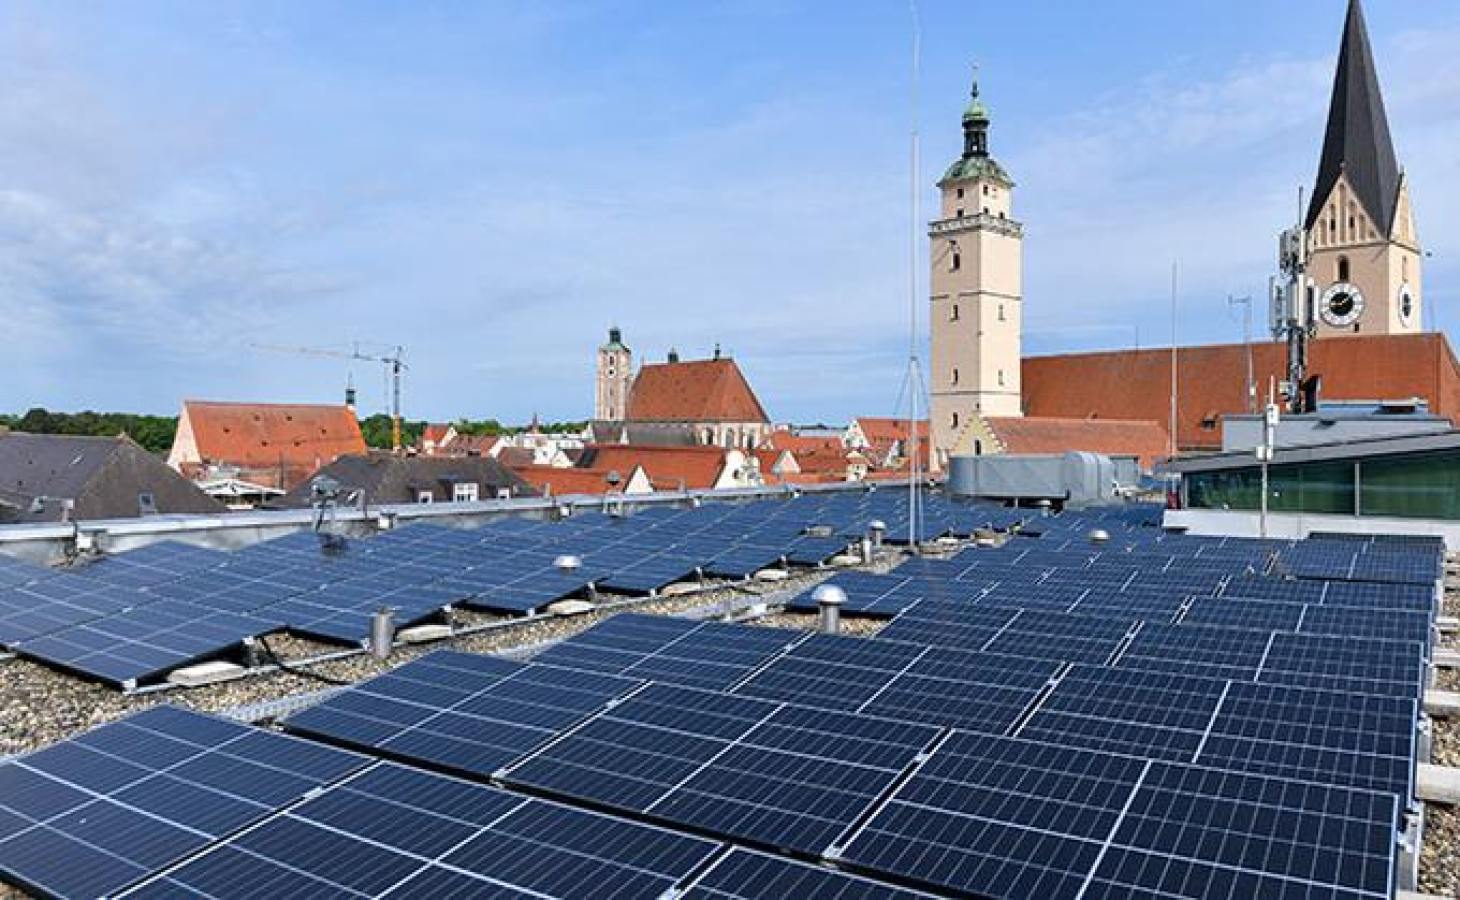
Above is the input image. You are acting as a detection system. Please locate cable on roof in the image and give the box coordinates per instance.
[253,634,353,687]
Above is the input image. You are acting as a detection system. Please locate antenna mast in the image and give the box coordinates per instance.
[1270,188,1313,414]
[903,0,924,547]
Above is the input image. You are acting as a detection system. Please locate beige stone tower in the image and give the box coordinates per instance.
[595,327,632,420]
[929,72,1023,469]
[1305,0,1422,337]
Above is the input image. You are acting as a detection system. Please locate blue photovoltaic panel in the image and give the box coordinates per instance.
[1257,632,1426,699]
[125,762,723,900]
[286,651,640,779]
[529,613,801,692]
[503,683,938,856]
[840,731,1397,899]
[1196,681,1418,799]
[838,732,1148,898]
[1115,622,1273,682]
[0,706,367,900]
[1081,764,1396,900]
[1019,666,1228,762]
[682,848,935,899]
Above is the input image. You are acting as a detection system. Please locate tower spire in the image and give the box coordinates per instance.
[961,62,990,159]
[1305,0,1400,233]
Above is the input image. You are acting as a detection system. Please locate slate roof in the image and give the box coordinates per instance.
[0,433,223,523]
[1022,333,1460,451]
[1305,0,1401,234]
[625,358,769,424]
[278,453,533,507]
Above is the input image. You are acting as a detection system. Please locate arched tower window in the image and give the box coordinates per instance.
[951,367,959,385]
[1337,256,1350,282]
[951,304,960,322]
[951,412,960,430]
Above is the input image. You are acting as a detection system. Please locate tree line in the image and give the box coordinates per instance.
[1,408,590,454]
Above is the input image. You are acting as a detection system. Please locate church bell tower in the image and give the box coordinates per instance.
[595,327,632,421]
[929,71,1024,469]
[1304,0,1421,337]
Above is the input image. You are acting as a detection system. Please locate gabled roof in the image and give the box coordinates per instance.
[177,401,366,473]
[626,358,770,424]
[761,429,843,454]
[512,464,641,496]
[1022,333,1460,451]
[851,418,928,445]
[1306,0,1401,233]
[983,417,1170,469]
[574,445,732,491]
[0,433,223,522]
[279,452,532,506]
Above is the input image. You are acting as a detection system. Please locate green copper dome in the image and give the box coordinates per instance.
[939,155,1013,187]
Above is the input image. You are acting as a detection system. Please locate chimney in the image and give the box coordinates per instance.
[668,348,680,364]
[713,342,721,360]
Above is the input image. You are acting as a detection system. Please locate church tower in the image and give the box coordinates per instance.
[595,327,632,420]
[929,71,1023,469]
[1305,0,1421,336]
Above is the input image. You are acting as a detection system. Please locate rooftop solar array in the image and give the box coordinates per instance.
[0,498,1442,898]
[0,489,1030,687]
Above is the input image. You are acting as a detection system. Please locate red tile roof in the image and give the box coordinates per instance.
[512,464,632,495]
[421,424,452,445]
[177,401,365,490]
[984,417,1169,469]
[575,445,730,490]
[1022,333,1460,450]
[761,429,843,454]
[626,358,770,423]
[853,417,928,444]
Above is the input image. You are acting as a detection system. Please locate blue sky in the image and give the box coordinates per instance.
[3,1,1459,425]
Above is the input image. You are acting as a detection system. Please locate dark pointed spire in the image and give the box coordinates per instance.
[1305,0,1401,234]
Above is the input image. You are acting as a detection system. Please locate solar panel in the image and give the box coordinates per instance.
[123,762,723,900]
[1195,681,1417,799]
[682,847,935,899]
[0,706,368,899]
[1018,666,1228,761]
[530,613,801,692]
[502,683,939,856]
[837,731,1398,899]
[286,651,641,779]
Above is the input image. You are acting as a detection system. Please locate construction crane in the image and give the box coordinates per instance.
[250,342,408,452]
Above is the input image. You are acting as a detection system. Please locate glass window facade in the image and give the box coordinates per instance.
[1185,448,1460,520]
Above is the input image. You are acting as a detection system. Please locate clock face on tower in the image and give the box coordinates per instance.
[1319,282,1365,328]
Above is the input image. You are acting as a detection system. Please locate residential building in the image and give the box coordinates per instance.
[574,445,764,491]
[846,418,929,469]
[0,433,223,523]
[168,401,366,492]
[279,453,532,507]
[512,463,653,497]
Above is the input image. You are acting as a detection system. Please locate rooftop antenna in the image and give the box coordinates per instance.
[1168,261,1179,459]
[1228,294,1256,413]
[1270,187,1313,414]
[903,0,925,548]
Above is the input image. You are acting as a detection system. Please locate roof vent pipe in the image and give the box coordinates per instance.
[554,554,582,574]
[1088,529,1110,545]
[868,520,887,548]
[813,583,848,635]
[369,607,395,659]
